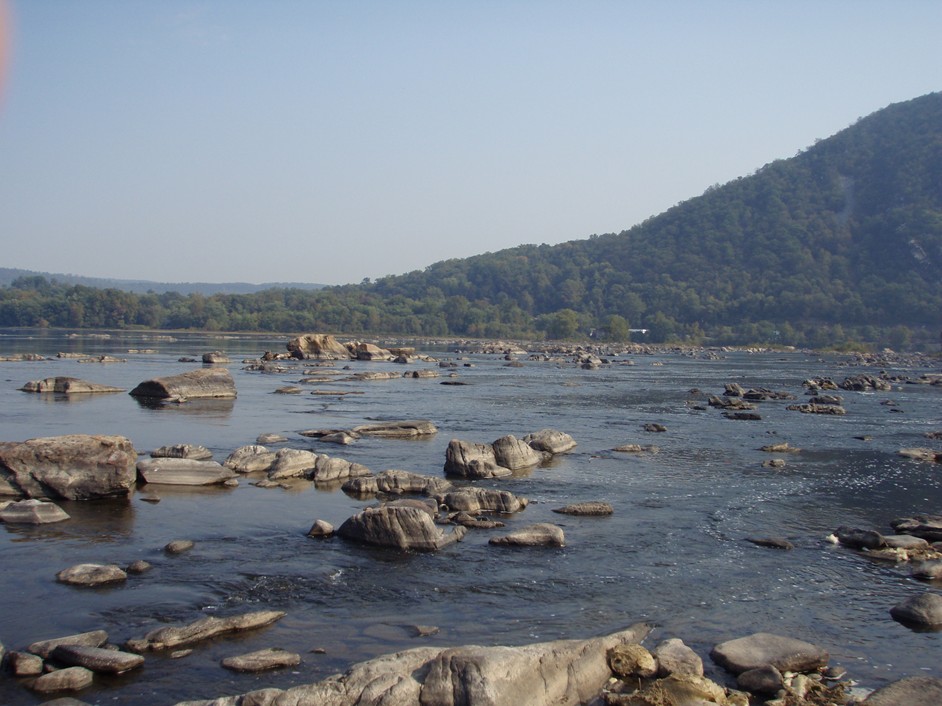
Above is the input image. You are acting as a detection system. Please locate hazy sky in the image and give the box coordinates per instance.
[0,1,939,286]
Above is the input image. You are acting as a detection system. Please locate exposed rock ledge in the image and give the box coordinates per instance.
[174,622,653,706]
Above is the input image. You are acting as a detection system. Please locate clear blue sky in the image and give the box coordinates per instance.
[0,1,939,286]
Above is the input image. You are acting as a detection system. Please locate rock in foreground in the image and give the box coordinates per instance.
[174,623,653,706]
[710,632,828,675]
[862,676,942,705]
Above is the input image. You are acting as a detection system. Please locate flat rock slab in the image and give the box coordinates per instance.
[489,523,566,547]
[56,563,128,586]
[710,632,829,674]
[20,377,124,394]
[129,367,236,402]
[0,499,70,523]
[52,644,144,673]
[221,647,301,672]
[552,502,614,516]
[863,676,942,705]
[0,434,137,500]
[29,630,109,659]
[137,458,236,485]
[523,429,577,454]
[30,666,94,693]
[352,420,438,437]
[126,610,286,652]
[151,444,214,460]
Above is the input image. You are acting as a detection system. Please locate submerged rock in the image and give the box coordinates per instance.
[20,376,124,394]
[489,523,565,547]
[890,593,942,628]
[352,420,438,437]
[553,502,614,516]
[221,647,301,673]
[56,564,128,586]
[30,666,94,694]
[126,610,286,652]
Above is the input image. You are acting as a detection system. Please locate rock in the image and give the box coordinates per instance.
[835,526,887,550]
[785,403,847,415]
[126,610,286,652]
[438,487,528,513]
[489,523,565,547]
[337,505,466,551]
[762,459,786,468]
[345,469,452,497]
[0,498,70,523]
[151,444,213,460]
[840,375,891,391]
[274,386,303,394]
[30,666,94,694]
[492,435,544,470]
[52,644,145,673]
[898,447,942,462]
[268,449,320,479]
[608,643,657,678]
[352,420,438,437]
[552,502,614,516]
[307,519,334,537]
[56,564,128,586]
[309,455,371,483]
[221,647,301,672]
[287,334,354,360]
[256,433,288,445]
[608,673,736,706]
[884,534,930,550]
[653,637,703,678]
[224,445,277,473]
[746,537,794,550]
[760,442,800,453]
[201,351,229,364]
[710,632,829,675]
[179,623,654,706]
[318,431,360,445]
[723,411,762,420]
[127,560,152,574]
[643,423,667,432]
[137,458,236,485]
[0,434,137,500]
[523,429,577,454]
[890,593,942,627]
[911,560,942,580]
[613,444,659,453]
[20,377,124,394]
[352,342,393,361]
[443,439,512,479]
[129,367,237,402]
[449,512,505,529]
[862,676,942,705]
[28,630,109,659]
[890,514,942,541]
[8,650,44,675]
[736,665,784,695]
[165,539,195,554]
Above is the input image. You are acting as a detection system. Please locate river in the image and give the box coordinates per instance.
[0,329,940,704]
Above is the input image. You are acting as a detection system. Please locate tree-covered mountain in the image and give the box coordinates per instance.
[2,92,940,349]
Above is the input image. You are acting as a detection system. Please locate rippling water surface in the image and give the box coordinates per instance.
[1,329,940,704]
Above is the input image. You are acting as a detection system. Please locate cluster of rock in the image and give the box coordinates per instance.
[443,429,576,479]
[1,610,289,696]
[830,519,942,629]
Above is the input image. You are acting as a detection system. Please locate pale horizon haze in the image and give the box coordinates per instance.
[0,1,939,286]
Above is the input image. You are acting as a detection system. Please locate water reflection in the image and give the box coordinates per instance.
[132,396,236,417]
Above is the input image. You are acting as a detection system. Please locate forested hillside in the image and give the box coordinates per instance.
[2,92,940,349]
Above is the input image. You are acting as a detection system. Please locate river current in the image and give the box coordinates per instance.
[0,329,940,704]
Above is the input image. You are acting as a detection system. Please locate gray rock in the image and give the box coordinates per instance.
[862,676,942,705]
[137,458,235,485]
[492,435,543,470]
[352,420,438,437]
[28,630,109,659]
[56,564,127,586]
[746,537,795,550]
[201,351,229,364]
[30,666,94,694]
[890,593,942,627]
[309,455,371,483]
[223,445,276,473]
[736,664,784,695]
[126,560,152,574]
[20,377,124,394]
[337,505,466,552]
[189,623,653,706]
[129,367,236,402]
[371,469,452,496]
[126,610,286,652]
[287,333,354,360]
[221,647,301,672]
[165,539,195,554]
[51,644,144,673]
[552,502,614,516]
[438,487,528,514]
[653,637,703,678]
[523,429,577,454]
[890,514,942,541]
[151,444,213,460]
[608,643,657,678]
[710,632,829,675]
[912,560,942,580]
[307,519,334,537]
[1,498,70,524]
[835,526,886,550]
[443,439,512,479]
[489,523,565,547]
[267,449,320,479]
[256,433,288,445]
[8,650,44,675]
[884,534,930,550]
[0,434,137,500]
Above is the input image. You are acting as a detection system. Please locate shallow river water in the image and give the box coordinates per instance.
[0,329,940,704]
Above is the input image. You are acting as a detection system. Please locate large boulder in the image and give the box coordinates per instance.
[20,376,124,394]
[224,445,277,473]
[352,342,394,361]
[438,487,528,514]
[444,439,512,479]
[492,435,544,470]
[287,334,354,360]
[310,455,371,483]
[0,434,137,499]
[137,458,236,486]
[523,429,577,454]
[267,449,320,479]
[172,623,654,706]
[129,368,236,402]
[863,676,942,705]
[710,632,829,675]
[890,593,942,627]
[337,505,466,551]
[891,514,942,541]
